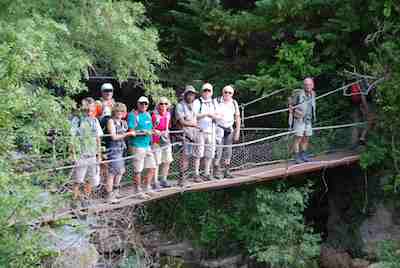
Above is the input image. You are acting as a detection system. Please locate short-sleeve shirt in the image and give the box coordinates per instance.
[193,98,218,133]
[216,98,240,128]
[176,101,197,139]
[152,111,170,144]
[71,115,103,156]
[127,111,152,148]
[303,94,313,123]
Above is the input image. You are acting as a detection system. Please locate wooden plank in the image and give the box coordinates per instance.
[36,151,360,224]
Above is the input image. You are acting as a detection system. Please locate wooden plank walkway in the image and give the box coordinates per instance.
[38,151,360,224]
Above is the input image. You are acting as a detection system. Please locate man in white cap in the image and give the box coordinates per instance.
[192,82,221,181]
[175,85,199,186]
[95,83,115,127]
[214,85,241,179]
[127,96,157,198]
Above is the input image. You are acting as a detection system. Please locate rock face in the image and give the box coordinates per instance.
[351,258,370,268]
[320,245,352,268]
[359,203,400,257]
[42,225,99,268]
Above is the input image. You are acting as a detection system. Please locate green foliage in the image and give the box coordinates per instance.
[237,40,322,93]
[360,134,388,170]
[0,0,167,266]
[376,240,400,267]
[147,183,321,265]
[244,184,321,267]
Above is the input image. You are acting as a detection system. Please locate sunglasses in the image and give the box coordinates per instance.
[138,102,148,105]
[203,89,212,92]
[223,91,233,95]
[159,103,169,105]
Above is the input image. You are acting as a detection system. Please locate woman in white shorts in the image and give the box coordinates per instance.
[151,97,173,188]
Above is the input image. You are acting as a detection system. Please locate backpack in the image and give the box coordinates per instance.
[288,89,304,119]
[199,97,218,113]
[351,83,362,105]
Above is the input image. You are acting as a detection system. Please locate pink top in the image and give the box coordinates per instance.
[152,111,170,144]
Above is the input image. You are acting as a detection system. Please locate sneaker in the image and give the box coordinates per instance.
[213,166,223,180]
[152,182,162,191]
[70,199,81,209]
[80,198,92,208]
[114,186,122,198]
[177,179,188,187]
[136,192,149,199]
[193,175,203,183]
[106,192,119,204]
[134,185,143,194]
[159,178,171,188]
[202,174,214,181]
[301,151,312,162]
[145,184,155,194]
[223,169,234,179]
[295,153,304,164]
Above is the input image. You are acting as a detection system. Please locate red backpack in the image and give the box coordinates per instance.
[351,84,362,104]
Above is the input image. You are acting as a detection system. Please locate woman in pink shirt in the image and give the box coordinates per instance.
[151,97,173,188]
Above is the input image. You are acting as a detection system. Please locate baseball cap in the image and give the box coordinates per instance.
[202,83,213,91]
[137,96,149,103]
[100,83,114,92]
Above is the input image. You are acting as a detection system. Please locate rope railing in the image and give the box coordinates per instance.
[20,122,365,177]
[243,80,365,121]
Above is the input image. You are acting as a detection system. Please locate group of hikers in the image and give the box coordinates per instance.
[69,77,374,205]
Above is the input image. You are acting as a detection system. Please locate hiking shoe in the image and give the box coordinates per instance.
[301,151,312,162]
[177,179,188,187]
[295,153,304,164]
[113,186,122,198]
[193,175,203,183]
[70,199,81,209]
[106,192,119,204]
[202,174,214,181]
[133,185,143,194]
[359,138,367,146]
[80,199,92,208]
[152,182,161,191]
[213,166,223,180]
[223,169,234,179]
[145,184,155,194]
[159,178,171,188]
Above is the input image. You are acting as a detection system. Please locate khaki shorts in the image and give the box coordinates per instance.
[194,131,216,159]
[129,146,156,173]
[152,144,173,165]
[72,155,100,186]
[293,120,313,137]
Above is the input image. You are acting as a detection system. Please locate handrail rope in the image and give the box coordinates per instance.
[243,80,366,121]
[20,122,365,177]
[240,88,293,107]
[8,121,363,163]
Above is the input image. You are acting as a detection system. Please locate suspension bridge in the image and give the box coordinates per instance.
[12,78,377,225]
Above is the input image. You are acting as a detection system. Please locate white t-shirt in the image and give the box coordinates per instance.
[193,97,218,133]
[216,98,239,128]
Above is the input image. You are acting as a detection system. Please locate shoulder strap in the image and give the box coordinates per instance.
[199,98,203,113]
[233,99,239,114]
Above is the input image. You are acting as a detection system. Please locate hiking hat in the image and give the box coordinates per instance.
[183,85,198,96]
[158,97,170,105]
[201,83,213,91]
[101,83,114,92]
[222,85,234,94]
[137,96,149,103]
